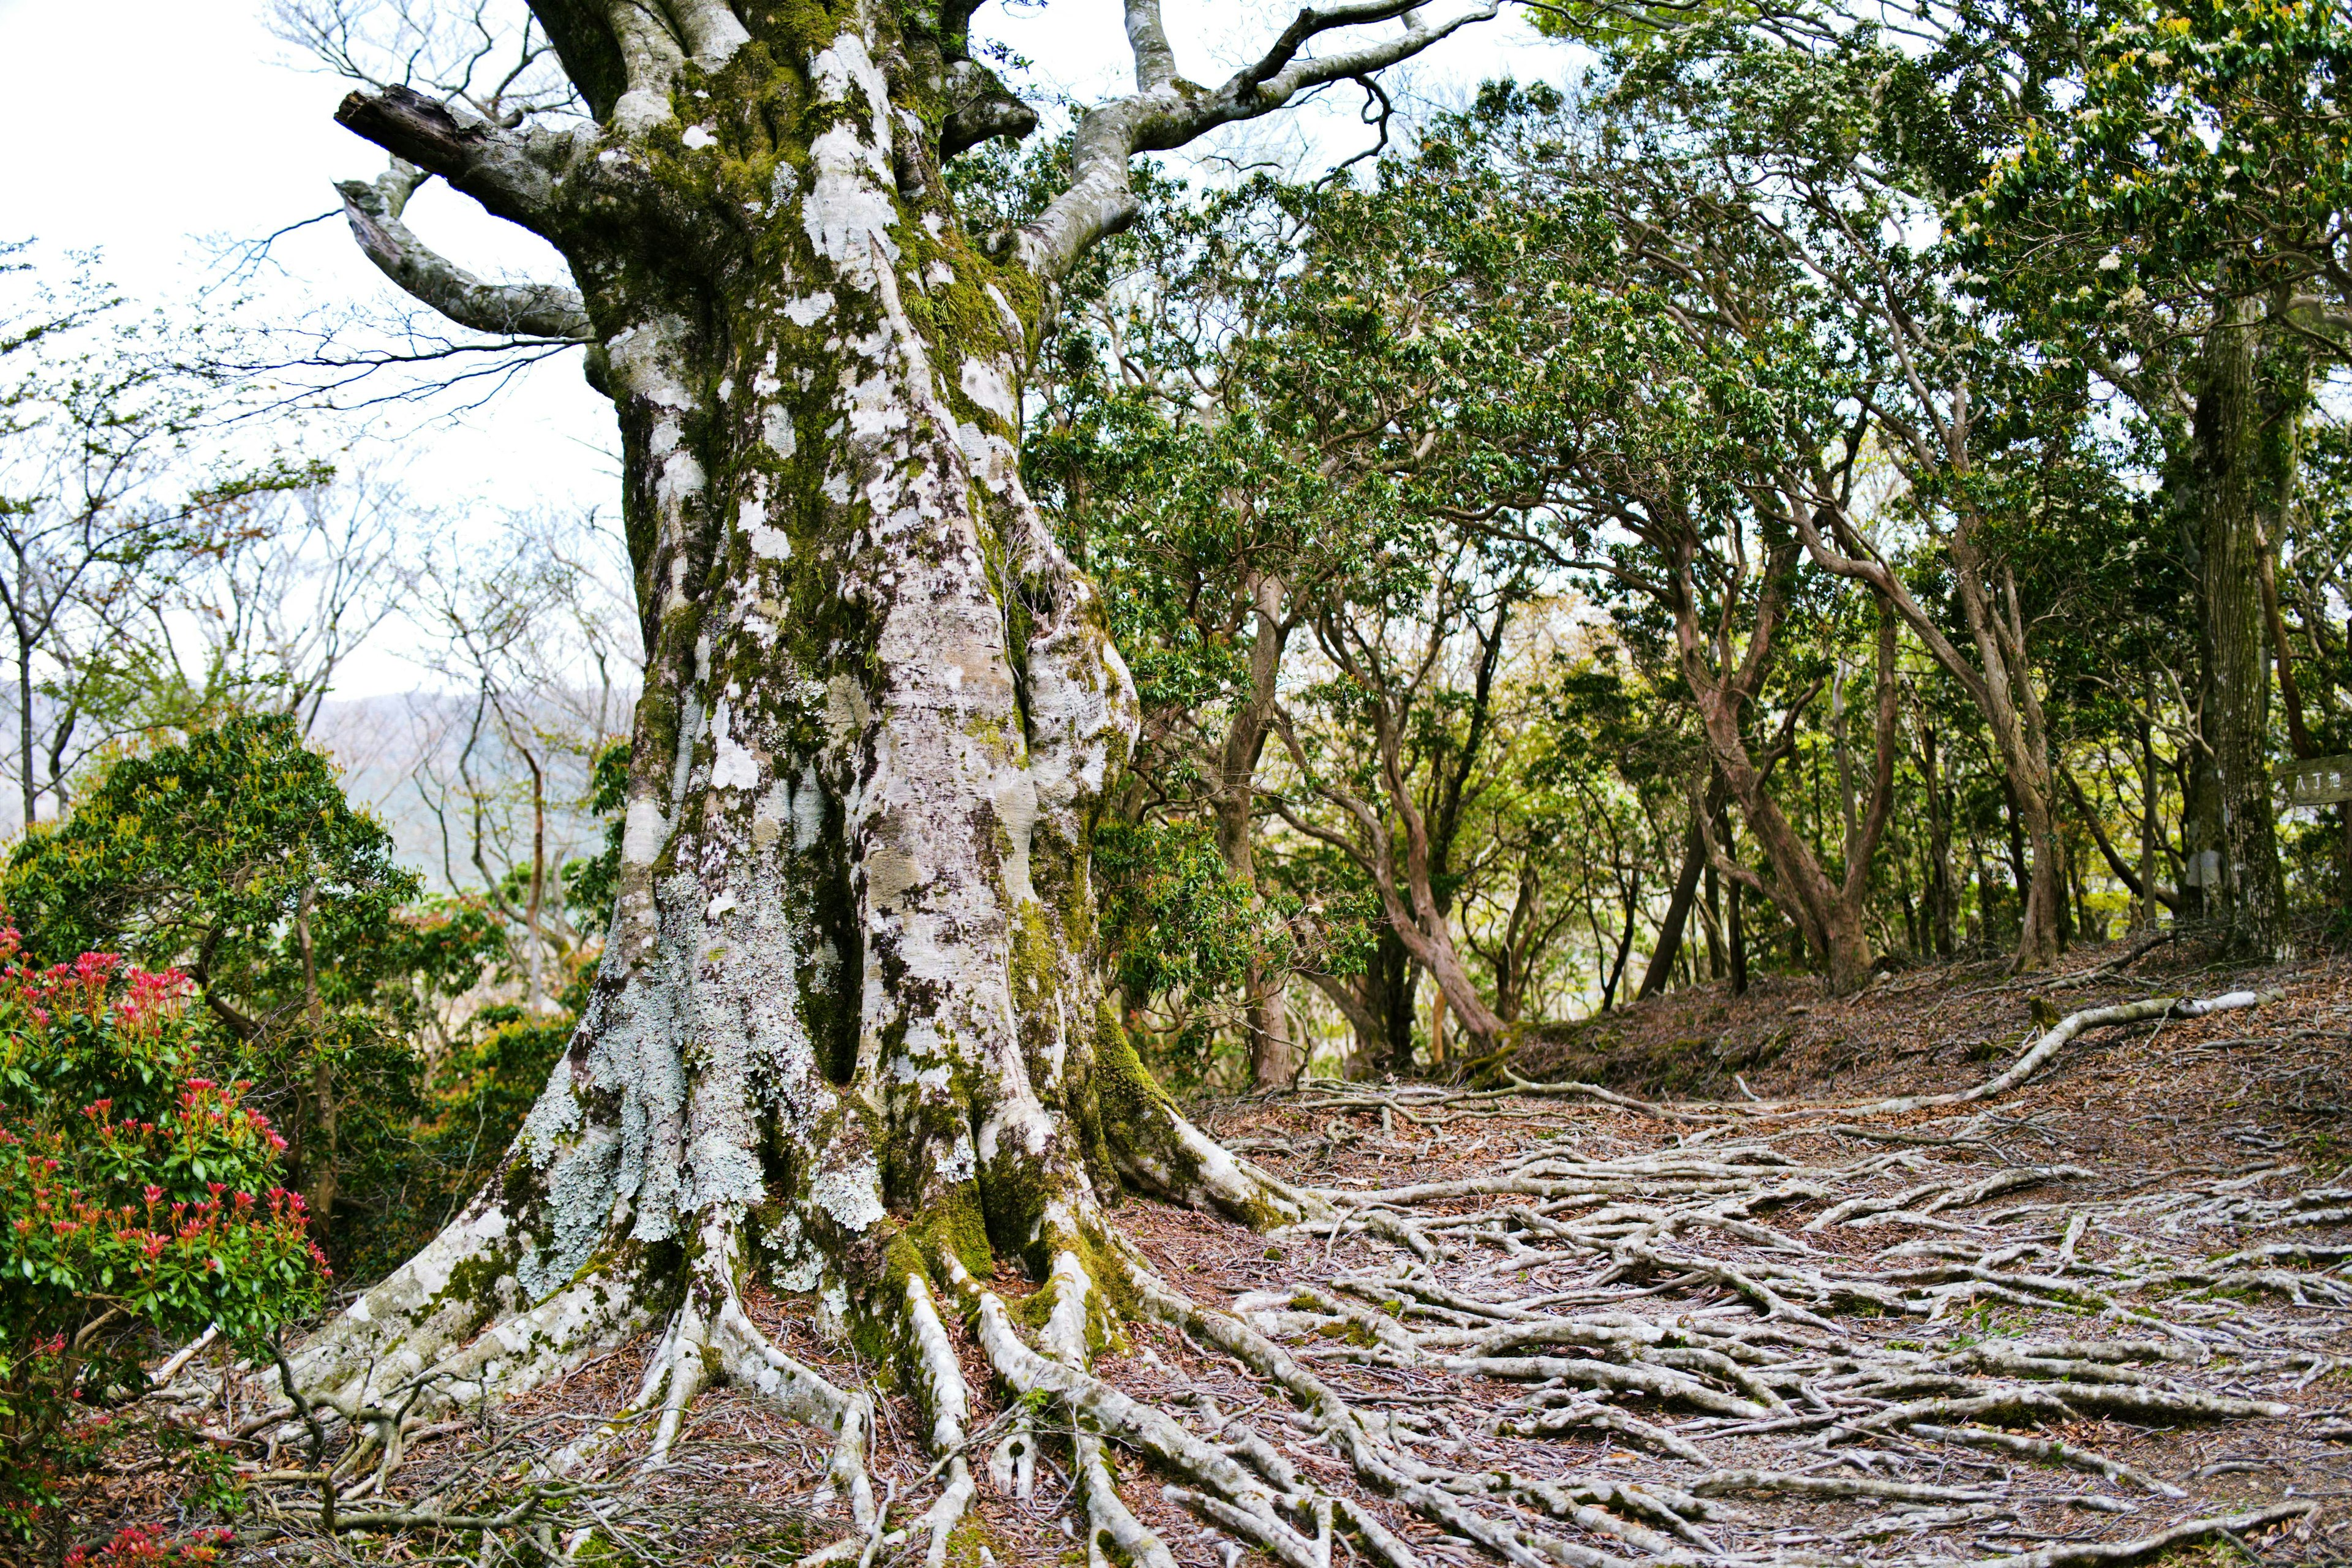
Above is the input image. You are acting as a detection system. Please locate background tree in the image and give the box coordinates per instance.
[0,254,323,827]
[1,714,499,1256]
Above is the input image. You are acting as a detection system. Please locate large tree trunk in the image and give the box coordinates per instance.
[292,0,1419,1450]
[2192,298,2286,957]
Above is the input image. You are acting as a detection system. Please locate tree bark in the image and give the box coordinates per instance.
[1213,573,1292,1088]
[287,0,1506,1428]
[2192,298,2286,957]
[1637,778,1724,1000]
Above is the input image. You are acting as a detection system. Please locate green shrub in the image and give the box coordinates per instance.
[0,941,325,1545]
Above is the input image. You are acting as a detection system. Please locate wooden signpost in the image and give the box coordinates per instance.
[2285,755,2352,808]
[2286,756,2352,911]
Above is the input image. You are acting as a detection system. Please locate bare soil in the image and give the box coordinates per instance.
[44,932,2352,1568]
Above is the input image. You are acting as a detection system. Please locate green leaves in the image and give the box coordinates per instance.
[1955,0,2352,352]
[0,947,325,1539]
[5,713,428,1012]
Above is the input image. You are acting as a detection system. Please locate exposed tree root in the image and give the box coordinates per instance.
[142,989,2342,1566]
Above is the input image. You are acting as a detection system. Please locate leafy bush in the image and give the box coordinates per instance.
[0,938,326,1545]
[2,714,502,1268]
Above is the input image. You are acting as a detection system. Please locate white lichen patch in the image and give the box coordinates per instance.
[993,769,1038,907]
[813,1157,887,1232]
[518,1124,622,1301]
[624,798,671,867]
[763,405,799,459]
[810,30,889,113]
[935,1128,978,1185]
[786,292,835,328]
[766,1210,824,1292]
[682,124,718,149]
[791,763,826,851]
[959,357,1019,426]
[804,124,898,285]
[710,700,763,790]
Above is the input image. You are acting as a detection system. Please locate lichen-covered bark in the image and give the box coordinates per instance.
[302,1,1314,1419]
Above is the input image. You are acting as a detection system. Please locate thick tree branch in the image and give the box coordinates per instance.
[1014,3,1498,279]
[336,165,594,344]
[941,61,1041,160]
[603,0,690,130]
[664,0,750,66]
[334,85,576,233]
[1125,1,1182,91]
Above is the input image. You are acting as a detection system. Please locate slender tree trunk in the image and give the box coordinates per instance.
[1727,865,1747,996]
[522,737,548,1014]
[2002,777,2030,929]
[2139,687,2161,930]
[2192,297,2286,957]
[2256,328,2315,763]
[1921,721,1955,957]
[1670,540,1858,989]
[17,634,34,829]
[296,883,336,1237]
[1214,575,1291,1088]
[1681,564,1894,995]
[1600,871,1641,1011]
[1640,778,1724,1000]
[1793,484,2064,973]
[1374,930,1419,1076]
[1637,819,1704,1001]
[1832,650,1859,867]
[1701,858,1722,979]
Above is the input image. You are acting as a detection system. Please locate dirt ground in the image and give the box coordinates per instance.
[48,931,2352,1568]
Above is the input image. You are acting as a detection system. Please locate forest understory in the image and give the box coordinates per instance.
[88,932,2352,1568]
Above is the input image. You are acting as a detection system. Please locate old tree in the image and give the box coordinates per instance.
[285,0,1489,1547]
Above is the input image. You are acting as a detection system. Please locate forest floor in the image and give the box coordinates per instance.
[66,929,2352,1568]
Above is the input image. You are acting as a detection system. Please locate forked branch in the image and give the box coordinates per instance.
[1016,3,1500,279]
[337,164,594,342]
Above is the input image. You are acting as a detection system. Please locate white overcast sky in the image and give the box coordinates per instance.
[0,0,1562,695]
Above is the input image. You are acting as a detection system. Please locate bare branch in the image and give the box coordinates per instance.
[336,162,594,342]
[1015,4,1498,280]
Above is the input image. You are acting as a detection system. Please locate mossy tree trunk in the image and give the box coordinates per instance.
[291,0,1488,1471]
[2190,298,2286,959]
